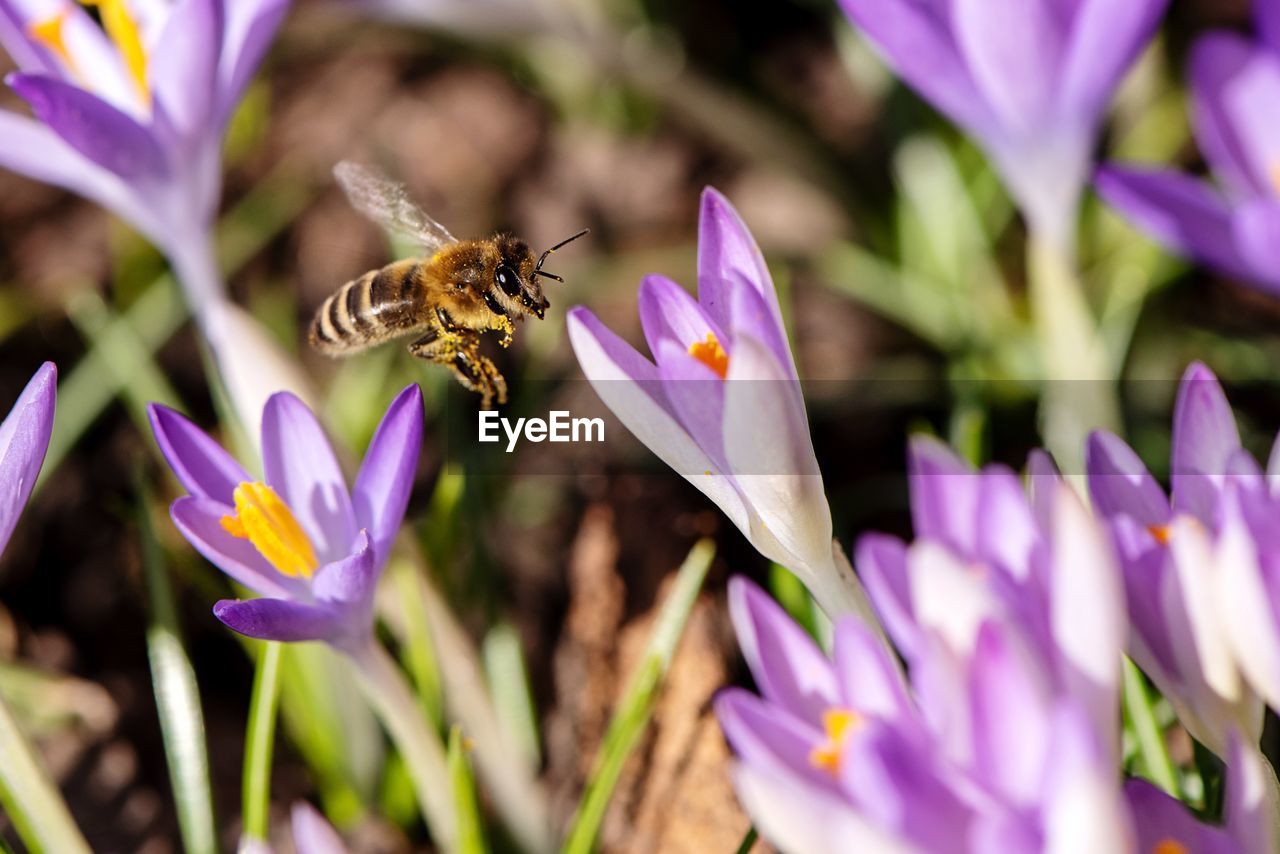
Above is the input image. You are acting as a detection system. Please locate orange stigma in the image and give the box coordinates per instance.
[808,708,863,776]
[688,332,729,379]
[1152,839,1189,854]
[1147,524,1173,546]
[220,482,320,578]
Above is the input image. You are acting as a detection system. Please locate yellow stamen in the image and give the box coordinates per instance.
[27,10,76,69]
[80,0,149,102]
[1152,840,1189,854]
[808,708,863,776]
[688,332,729,379]
[1147,524,1172,547]
[220,482,320,578]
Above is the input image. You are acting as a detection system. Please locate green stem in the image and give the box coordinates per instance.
[1122,658,1179,798]
[241,641,284,842]
[1026,230,1120,478]
[346,638,457,852]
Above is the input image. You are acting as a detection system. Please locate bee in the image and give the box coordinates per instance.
[309,161,588,408]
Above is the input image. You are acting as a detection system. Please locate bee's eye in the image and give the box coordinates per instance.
[495,265,521,298]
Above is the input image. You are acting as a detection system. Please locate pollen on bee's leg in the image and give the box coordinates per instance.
[220,482,320,578]
[688,332,729,379]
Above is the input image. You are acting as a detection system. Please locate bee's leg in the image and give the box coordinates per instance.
[408,331,507,408]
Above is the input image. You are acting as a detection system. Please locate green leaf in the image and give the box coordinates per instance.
[0,692,90,854]
[482,623,541,768]
[448,727,489,854]
[1121,657,1180,799]
[138,493,217,854]
[562,539,716,854]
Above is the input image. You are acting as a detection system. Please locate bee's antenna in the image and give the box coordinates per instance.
[534,228,589,281]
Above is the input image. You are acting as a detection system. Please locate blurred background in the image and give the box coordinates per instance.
[1,0,1278,849]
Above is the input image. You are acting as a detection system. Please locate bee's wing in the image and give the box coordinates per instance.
[334,161,458,253]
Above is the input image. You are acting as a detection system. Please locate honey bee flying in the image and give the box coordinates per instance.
[309,161,588,408]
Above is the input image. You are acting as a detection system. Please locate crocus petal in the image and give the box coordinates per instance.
[974,466,1038,581]
[1057,0,1169,125]
[727,272,794,383]
[1042,703,1134,854]
[216,0,289,125]
[148,403,251,504]
[696,188,796,379]
[908,541,1003,657]
[351,384,422,567]
[722,334,832,575]
[1171,361,1241,523]
[1224,733,1274,854]
[951,0,1062,134]
[714,688,830,788]
[637,274,722,359]
[1258,1,1280,56]
[0,362,54,557]
[833,618,915,725]
[854,534,919,658]
[1232,200,1280,293]
[1217,490,1280,713]
[1125,779,1237,854]
[566,307,751,535]
[731,761,912,854]
[0,110,157,235]
[907,435,978,558]
[170,496,308,600]
[654,338,728,468]
[1190,32,1280,201]
[311,531,374,606]
[837,0,995,139]
[1050,483,1124,761]
[1025,448,1061,529]
[213,597,343,643]
[0,0,59,75]
[291,802,349,854]
[261,392,357,565]
[1084,429,1169,526]
[968,622,1052,805]
[7,73,166,179]
[151,0,223,140]
[728,576,840,724]
[1095,166,1257,281]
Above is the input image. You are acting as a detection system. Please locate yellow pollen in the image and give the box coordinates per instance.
[808,708,863,776]
[1152,840,1189,854]
[79,0,149,102]
[688,332,729,379]
[27,10,76,69]
[220,482,320,578]
[1147,524,1173,547]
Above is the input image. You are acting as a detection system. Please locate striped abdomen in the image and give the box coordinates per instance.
[310,259,428,355]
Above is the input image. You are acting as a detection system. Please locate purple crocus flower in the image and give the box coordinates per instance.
[855,437,1127,758]
[567,188,870,622]
[0,0,287,301]
[1085,362,1263,754]
[0,0,305,432]
[838,0,1169,247]
[1097,6,1280,294]
[0,362,56,559]
[290,802,350,854]
[716,572,1132,853]
[148,384,422,649]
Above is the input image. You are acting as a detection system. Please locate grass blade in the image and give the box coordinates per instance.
[482,623,541,769]
[1122,657,1180,798]
[448,727,489,854]
[562,538,716,854]
[0,691,90,854]
[139,492,218,854]
[241,641,284,843]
